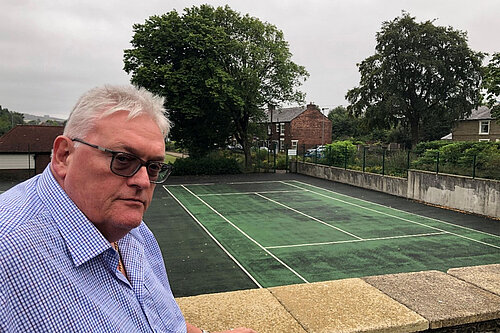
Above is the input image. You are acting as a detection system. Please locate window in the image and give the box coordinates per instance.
[291,140,298,149]
[267,125,271,135]
[479,121,490,134]
[479,139,490,142]
[276,124,279,133]
[279,138,285,151]
[280,123,285,136]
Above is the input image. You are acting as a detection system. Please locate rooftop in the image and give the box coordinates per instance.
[0,125,64,153]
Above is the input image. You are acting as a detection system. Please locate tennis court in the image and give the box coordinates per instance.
[156,176,500,293]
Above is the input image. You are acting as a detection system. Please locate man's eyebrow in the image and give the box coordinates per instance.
[119,145,165,161]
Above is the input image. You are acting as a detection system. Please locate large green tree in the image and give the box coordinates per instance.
[346,12,484,147]
[482,52,500,121]
[123,4,308,164]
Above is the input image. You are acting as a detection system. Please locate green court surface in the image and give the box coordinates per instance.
[151,178,499,295]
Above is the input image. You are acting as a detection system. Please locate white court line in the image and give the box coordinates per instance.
[266,232,448,249]
[282,181,500,250]
[198,189,303,197]
[255,193,363,240]
[179,185,310,284]
[227,180,288,185]
[162,186,263,288]
[168,180,287,187]
[167,183,216,187]
[287,180,500,239]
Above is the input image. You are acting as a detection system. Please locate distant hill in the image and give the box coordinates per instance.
[22,113,66,123]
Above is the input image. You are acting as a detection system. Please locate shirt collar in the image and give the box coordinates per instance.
[37,165,111,266]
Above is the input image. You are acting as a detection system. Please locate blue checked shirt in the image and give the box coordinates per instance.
[0,166,186,332]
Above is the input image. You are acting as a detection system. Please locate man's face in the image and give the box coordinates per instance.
[62,111,165,240]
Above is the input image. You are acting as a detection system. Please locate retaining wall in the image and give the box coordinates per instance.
[295,162,500,219]
[178,265,500,333]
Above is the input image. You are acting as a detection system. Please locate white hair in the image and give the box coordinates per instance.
[63,85,170,139]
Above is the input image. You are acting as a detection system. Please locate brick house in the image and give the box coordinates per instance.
[264,103,332,152]
[0,125,64,179]
[451,106,499,142]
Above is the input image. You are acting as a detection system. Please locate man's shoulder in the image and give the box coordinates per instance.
[0,176,47,242]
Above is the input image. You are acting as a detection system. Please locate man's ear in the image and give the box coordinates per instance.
[51,136,73,180]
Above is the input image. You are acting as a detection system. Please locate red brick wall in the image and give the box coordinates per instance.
[290,108,332,150]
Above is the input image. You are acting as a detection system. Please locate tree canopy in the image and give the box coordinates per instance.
[346,12,484,147]
[327,105,363,140]
[482,52,500,121]
[0,106,24,136]
[123,4,308,163]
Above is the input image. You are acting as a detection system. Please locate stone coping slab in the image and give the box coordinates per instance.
[269,278,427,333]
[176,288,307,333]
[447,264,500,296]
[363,270,500,329]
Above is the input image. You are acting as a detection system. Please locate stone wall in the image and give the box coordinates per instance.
[178,264,500,333]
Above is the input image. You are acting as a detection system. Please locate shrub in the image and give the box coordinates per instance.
[171,153,242,176]
[324,140,357,166]
[276,154,287,169]
[413,140,451,154]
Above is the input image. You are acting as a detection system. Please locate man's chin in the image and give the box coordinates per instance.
[113,211,144,230]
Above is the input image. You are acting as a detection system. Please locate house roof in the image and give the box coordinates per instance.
[265,106,307,122]
[0,125,64,153]
[464,106,493,120]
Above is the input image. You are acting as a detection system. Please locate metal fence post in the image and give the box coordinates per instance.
[344,145,348,170]
[256,144,260,171]
[436,151,440,174]
[273,142,277,173]
[472,154,476,179]
[363,146,366,173]
[302,144,306,162]
[382,148,386,176]
[407,150,411,177]
[285,144,289,173]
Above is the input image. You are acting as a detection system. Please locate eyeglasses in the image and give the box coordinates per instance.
[72,138,173,184]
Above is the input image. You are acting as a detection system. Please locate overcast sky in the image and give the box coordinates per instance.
[1,0,499,119]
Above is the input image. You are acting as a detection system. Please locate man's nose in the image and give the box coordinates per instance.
[127,165,151,188]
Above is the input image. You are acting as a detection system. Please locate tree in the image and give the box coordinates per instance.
[346,12,484,148]
[123,5,308,165]
[327,105,363,140]
[0,106,24,136]
[482,52,500,121]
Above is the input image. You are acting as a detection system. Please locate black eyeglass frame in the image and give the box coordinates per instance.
[71,138,172,184]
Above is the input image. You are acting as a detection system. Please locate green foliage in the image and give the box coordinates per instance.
[124,4,308,163]
[0,106,24,136]
[482,52,500,120]
[413,140,453,154]
[327,105,364,140]
[171,153,241,176]
[324,140,357,166]
[411,140,500,179]
[276,154,287,170]
[346,12,484,148]
[165,140,180,152]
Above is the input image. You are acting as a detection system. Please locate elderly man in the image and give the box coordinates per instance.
[0,85,255,333]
